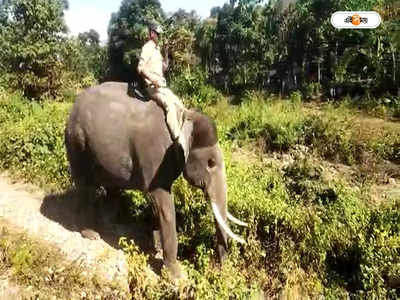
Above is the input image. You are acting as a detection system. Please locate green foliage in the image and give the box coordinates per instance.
[303,83,322,100]
[283,156,337,206]
[223,97,398,166]
[226,98,305,152]
[213,0,266,91]
[0,0,99,99]
[163,10,200,76]
[184,0,399,96]
[62,38,97,89]
[225,152,399,298]
[194,18,217,76]
[107,0,165,81]
[170,68,223,110]
[120,237,259,299]
[0,0,69,99]
[0,91,71,189]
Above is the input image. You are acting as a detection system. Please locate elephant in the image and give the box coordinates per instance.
[64,82,246,279]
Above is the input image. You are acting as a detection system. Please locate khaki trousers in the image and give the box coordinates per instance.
[147,86,185,140]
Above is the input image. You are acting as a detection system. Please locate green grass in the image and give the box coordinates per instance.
[0,222,127,299]
[0,88,399,298]
[203,91,400,166]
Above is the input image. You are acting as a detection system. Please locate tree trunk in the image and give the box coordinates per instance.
[391,44,396,84]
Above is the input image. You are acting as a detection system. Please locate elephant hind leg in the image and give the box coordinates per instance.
[78,185,101,240]
[104,187,126,224]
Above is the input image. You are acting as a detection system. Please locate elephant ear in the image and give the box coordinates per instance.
[180,118,194,162]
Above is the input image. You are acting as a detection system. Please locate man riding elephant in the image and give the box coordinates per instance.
[137,23,186,149]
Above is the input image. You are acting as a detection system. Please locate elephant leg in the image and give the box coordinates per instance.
[78,185,101,240]
[150,200,163,259]
[149,188,184,279]
[105,187,124,224]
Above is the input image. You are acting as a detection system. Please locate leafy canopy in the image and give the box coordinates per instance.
[0,0,69,99]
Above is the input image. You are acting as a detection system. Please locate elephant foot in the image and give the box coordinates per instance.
[152,230,163,259]
[81,228,101,240]
[163,261,187,282]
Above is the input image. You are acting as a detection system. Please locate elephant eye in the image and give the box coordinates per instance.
[208,158,216,168]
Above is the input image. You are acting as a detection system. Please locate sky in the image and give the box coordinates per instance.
[64,0,228,42]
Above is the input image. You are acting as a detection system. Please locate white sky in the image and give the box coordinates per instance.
[64,0,228,41]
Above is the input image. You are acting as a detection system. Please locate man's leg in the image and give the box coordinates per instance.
[149,88,185,140]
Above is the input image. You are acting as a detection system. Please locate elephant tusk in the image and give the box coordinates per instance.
[227,212,248,227]
[211,202,246,244]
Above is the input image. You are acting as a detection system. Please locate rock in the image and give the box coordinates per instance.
[81,229,100,240]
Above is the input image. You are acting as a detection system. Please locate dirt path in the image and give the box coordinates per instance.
[0,172,138,294]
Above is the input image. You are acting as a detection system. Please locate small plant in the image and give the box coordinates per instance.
[302,82,322,100]
[289,90,302,105]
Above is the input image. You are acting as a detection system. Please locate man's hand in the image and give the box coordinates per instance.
[154,78,167,88]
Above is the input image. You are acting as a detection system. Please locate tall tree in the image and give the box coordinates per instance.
[163,9,200,75]
[78,29,100,46]
[214,0,265,91]
[195,18,217,76]
[0,0,69,99]
[77,29,108,82]
[107,0,165,82]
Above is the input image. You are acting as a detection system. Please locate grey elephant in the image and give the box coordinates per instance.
[65,82,246,279]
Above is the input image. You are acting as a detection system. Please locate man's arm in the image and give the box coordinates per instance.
[162,46,169,73]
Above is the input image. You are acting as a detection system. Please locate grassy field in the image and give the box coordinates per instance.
[0,88,399,299]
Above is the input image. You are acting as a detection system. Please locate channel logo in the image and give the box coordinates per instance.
[331,11,381,29]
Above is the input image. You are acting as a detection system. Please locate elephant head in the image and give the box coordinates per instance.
[183,112,247,261]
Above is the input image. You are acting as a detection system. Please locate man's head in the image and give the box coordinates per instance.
[149,23,163,43]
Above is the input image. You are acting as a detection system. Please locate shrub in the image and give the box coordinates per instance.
[300,116,365,165]
[222,99,400,166]
[0,93,71,189]
[303,82,322,100]
[289,90,302,105]
[120,237,258,299]
[0,227,125,298]
[283,156,338,205]
[170,68,223,109]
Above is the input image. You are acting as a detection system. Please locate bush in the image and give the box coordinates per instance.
[300,116,365,165]
[222,99,400,166]
[303,82,322,100]
[170,68,223,110]
[283,156,338,205]
[120,237,258,300]
[0,92,71,189]
[226,98,303,152]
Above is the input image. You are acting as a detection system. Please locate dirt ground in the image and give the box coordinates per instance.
[0,172,161,297]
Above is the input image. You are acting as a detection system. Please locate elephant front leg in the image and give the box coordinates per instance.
[150,188,184,280]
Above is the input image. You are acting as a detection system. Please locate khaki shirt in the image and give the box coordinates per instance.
[137,40,165,87]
